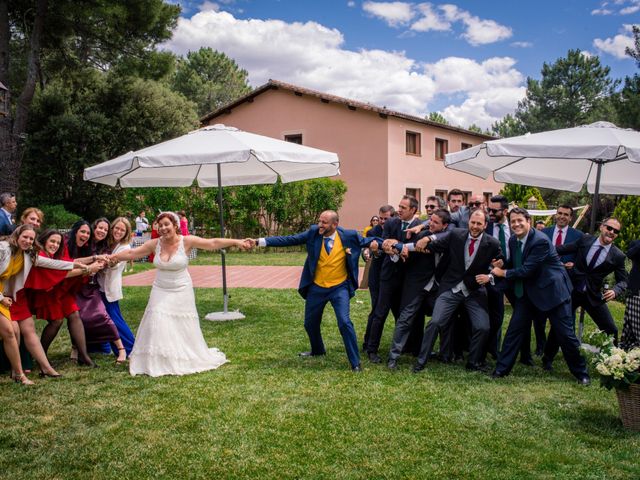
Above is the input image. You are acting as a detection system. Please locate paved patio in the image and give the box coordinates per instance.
[123,265,365,289]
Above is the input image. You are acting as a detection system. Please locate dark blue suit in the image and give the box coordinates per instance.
[265,225,376,367]
[494,229,588,379]
[542,226,583,263]
[0,210,15,236]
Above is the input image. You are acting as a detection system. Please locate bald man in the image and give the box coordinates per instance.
[253,210,379,371]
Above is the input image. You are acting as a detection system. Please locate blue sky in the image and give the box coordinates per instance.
[166,0,639,128]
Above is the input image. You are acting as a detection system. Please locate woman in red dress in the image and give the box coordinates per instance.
[27,229,100,367]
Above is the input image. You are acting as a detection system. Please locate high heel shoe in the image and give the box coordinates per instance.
[115,348,127,365]
[13,374,35,386]
[39,371,63,378]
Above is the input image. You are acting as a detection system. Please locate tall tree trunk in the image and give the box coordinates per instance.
[0,0,47,194]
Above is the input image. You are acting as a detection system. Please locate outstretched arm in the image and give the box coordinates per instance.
[185,236,252,252]
[111,239,157,262]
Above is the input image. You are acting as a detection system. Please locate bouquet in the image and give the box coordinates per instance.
[582,330,640,390]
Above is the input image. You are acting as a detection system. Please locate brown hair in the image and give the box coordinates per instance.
[156,212,180,234]
[9,224,40,262]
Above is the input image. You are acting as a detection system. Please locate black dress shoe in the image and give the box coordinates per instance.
[412,362,426,373]
[577,376,591,386]
[387,359,398,370]
[466,362,490,372]
[367,352,382,364]
[534,349,544,357]
[352,364,362,372]
[298,351,325,357]
[519,358,535,367]
[491,370,507,379]
[541,358,553,371]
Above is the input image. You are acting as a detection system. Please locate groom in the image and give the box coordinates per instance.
[252,210,379,371]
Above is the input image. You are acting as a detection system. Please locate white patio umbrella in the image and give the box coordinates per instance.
[445,121,640,230]
[84,124,340,321]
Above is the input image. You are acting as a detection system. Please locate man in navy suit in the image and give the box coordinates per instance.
[542,205,584,265]
[253,210,378,371]
[0,193,17,236]
[488,208,590,384]
[536,204,584,354]
[544,217,628,369]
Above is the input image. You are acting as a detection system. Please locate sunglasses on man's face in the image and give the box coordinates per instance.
[487,208,502,214]
[468,201,483,207]
[603,224,620,235]
[425,204,438,209]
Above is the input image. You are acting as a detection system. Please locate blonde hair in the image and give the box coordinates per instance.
[20,207,44,226]
[109,217,132,249]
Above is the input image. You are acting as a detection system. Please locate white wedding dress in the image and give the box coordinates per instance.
[129,237,227,377]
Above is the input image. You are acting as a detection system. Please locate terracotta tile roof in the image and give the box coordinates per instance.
[201,79,496,140]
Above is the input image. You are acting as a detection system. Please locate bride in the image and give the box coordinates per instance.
[110,212,250,377]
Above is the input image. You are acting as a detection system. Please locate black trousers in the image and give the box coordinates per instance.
[544,290,618,363]
[497,297,588,379]
[365,275,402,354]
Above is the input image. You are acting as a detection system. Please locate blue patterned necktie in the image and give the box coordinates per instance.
[323,237,333,255]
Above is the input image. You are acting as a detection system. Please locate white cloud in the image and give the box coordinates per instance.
[591,8,613,15]
[510,41,533,48]
[592,0,640,14]
[198,1,220,12]
[363,2,512,45]
[593,24,637,59]
[347,1,356,7]
[362,1,415,27]
[410,3,450,32]
[441,86,526,128]
[163,9,524,128]
[438,4,512,45]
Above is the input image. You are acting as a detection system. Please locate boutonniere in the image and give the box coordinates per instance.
[344,247,352,255]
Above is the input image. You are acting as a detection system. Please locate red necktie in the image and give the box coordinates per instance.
[468,238,477,256]
[555,229,563,246]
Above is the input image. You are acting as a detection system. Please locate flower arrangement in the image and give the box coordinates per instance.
[582,330,640,390]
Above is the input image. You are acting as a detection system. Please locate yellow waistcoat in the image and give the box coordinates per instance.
[314,234,348,288]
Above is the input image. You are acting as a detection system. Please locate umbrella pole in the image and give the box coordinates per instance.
[218,163,228,313]
[205,163,245,321]
[589,160,603,232]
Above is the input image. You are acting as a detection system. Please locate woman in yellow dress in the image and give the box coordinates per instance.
[0,226,36,385]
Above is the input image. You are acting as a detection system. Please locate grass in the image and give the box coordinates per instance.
[0,285,638,479]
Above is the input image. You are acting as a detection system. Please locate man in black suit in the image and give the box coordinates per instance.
[543,217,628,368]
[362,204,395,351]
[384,209,450,368]
[484,195,512,360]
[0,193,17,236]
[488,208,589,384]
[412,210,501,372]
[365,195,421,363]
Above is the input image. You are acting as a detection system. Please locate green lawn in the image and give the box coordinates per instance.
[1,287,638,479]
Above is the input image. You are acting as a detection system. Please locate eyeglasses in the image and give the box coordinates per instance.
[468,202,483,207]
[603,224,620,234]
[425,204,438,209]
[487,208,501,214]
